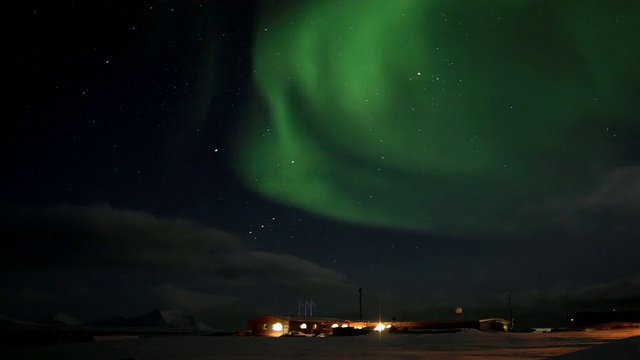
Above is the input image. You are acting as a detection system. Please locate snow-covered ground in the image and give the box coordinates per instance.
[2,328,639,359]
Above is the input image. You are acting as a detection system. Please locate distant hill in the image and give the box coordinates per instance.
[0,314,94,345]
[50,312,83,326]
[86,309,212,332]
[0,309,212,336]
[0,314,51,331]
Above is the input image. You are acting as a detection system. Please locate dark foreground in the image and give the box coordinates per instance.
[1,328,639,359]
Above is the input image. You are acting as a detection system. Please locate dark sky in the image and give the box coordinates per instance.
[2,0,640,331]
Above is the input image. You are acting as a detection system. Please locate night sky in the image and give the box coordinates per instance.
[2,0,640,331]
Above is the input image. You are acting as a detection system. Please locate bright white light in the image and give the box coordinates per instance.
[341,324,348,328]
[386,324,391,328]
[374,323,386,331]
[331,323,339,328]
[300,323,307,329]
[272,322,283,331]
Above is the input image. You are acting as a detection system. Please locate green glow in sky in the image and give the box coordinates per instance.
[236,0,640,234]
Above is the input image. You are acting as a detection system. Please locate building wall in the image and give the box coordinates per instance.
[391,320,481,331]
[247,315,512,336]
[247,315,288,337]
[248,316,354,336]
[479,319,511,332]
[289,320,331,336]
[388,319,510,332]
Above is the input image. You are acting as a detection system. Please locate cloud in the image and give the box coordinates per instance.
[513,276,640,311]
[0,203,352,295]
[151,284,237,313]
[521,165,640,238]
[0,203,242,270]
[220,251,350,294]
[579,166,640,210]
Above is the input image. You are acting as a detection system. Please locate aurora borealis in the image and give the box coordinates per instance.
[238,0,639,234]
[2,1,640,332]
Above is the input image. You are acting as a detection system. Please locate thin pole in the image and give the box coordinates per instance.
[359,287,363,320]
[508,294,513,331]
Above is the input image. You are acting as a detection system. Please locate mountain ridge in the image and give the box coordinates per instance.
[85,309,212,332]
[1,309,212,333]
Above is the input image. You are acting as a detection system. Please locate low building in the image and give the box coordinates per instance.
[247,315,357,337]
[389,318,511,332]
[247,315,511,336]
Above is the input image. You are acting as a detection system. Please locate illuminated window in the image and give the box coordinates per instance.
[300,323,307,329]
[272,322,283,331]
[312,324,317,329]
[331,323,339,328]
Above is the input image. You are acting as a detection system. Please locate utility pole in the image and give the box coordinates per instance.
[508,294,514,331]
[359,287,363,320]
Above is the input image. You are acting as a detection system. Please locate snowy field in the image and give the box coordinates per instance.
[2,328,639,360]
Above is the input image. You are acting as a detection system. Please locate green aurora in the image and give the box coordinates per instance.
[235,0,640,234]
